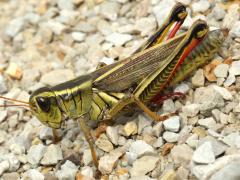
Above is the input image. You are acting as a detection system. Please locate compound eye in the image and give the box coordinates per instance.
[36,97,51,112]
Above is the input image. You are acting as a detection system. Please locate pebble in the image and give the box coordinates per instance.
[192,142,215,164]
[162,99,175,113]
[123,121,137,136]
[130,155,159,176]
[152,122,164,137]
[24,169,44,180]
[182,104,200,117]
[209,5,226,21]
[153,137,163,148]
[192,0,210,13]
[223,4,240,29]
[163,116,180,132]
[163,131,180,143]
[212,85,233,100]
[192,69,205,87]
[71,32,86,42]
[5,18,25,37]
[81,166,94,178]
[0,160,9,176]
[6,63,23,80]
[0,111,7,123]
[56,160,78,180]
[171,144,193,166]
[2,172,20,180]
[95,134,114,152]
[41,144,63,165]
[40,69,74,86]
[128,140,154,158]
[27,144,46,165]
[82,149,92,166]
[198,117,217,130]
[174,83,190,94]
[57,0,74,10]
[0,130,7,144]
[43,20,66,35]
[98,149,123,174]
[211,162,240,180]
[9,143,25,155]
[106,32,133,46]
[194,87,224,111]
[160,169,177,180]
[224,73,235,87]
[134,17,156,36]
[229,60,240,76]
[221,132,239,147]
[100,1,120,21]
[214,64,229,78]
[106,126,119,145]
[0,76,7,94]
[138,114,152,134]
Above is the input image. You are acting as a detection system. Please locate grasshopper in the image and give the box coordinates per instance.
[1,3,225,169]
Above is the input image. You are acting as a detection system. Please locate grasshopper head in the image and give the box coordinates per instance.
[29,87,62,129]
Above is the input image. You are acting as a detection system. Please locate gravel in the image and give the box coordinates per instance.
[0,0,240,179]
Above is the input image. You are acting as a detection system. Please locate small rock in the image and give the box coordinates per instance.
[160,169,177,180]
[192,0,210,13]
[123,121,137,136]
[198,117,217,130]
[41,144,63,165]
[96,134,113,152]
[9,143,25,155]
[57,0,74,10]
[163,132,179,143]
[153,137,163,148]
[174,83,190,94]
[134,17,156,36]
[177,166,189,180]
[27,144,46,165]
[81,166,94,178]
[0,76,7,94]
[214,64,229,78]
[171,144,193,166]
[212,85,233,100]
[2,172,20,180]
[194,87,224,111]
[39,127,54,140]
[192,69,205,87]
[162,99,175,113]
[221,132,239,147]
[182,104,200,117]
[163,116,180,132]
[192,142,215,164]
[130,156,159,176]
[209,5,226,21]
[224,73,235,87]
[106,33,133,46]
[223,4,240,29]
[71,32,86,42]
[229,60,240,76]
[210,161,240,180]
[43,20,66,35]
[230,21,240,38]
[82,149,92,166]
[6,63,23,80]
[0,160,9,176]
[0,130,7,144]
[5,18,25,37]
[138,114,152,134]
[106,126,119,145]
[40,69,74,86]
[152,122,164,137]
[24,169,44,180]
[56,160,78,180]
[100,2,120,21]
[98,150,123,174]
[128,140,154,158]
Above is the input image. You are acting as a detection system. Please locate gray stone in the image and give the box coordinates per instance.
[82,149,92,166]
[5,18,25,37]
[106,32,132,46]
[162,99,175,113]
[210,162,240,180]
[182,104,200,117]
[0,160,9,176]
[24,169,44,180]
[212,85,233,100]
[223,4,240,29]
[96,134,114,152]
[214,64,229,78]
[192,0,210,13]
[229,61,240,76]
[100,2,121,21]
[40,69,74,86]
[39,127,53,140]
[130,155,159,177]
[128,140,154,158]
[138,114,152,134]
[98,149,123,174]
[192,142,215,164]
[194,87,224,111]
[163,131,179,143]
[153,137,163,148]
[198,117,217,130]
[152,122,164,137]
[192,69,205,87]
[41,144,63,165]
[163,116,180,132]
[224,73,235,87]
[9,143,25,155]
[230,21,240,38]
[134,17,156,36]
[56,160,78,180]
[171,144,193,166]
[221,132,239,147]
[209,5,226,21]
[27,144,46,165]
[106,126,119,145]
[174,83,190,94]
[71,32,86,42]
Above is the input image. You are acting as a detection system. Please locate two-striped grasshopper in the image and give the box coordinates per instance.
[1,3,226,168]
